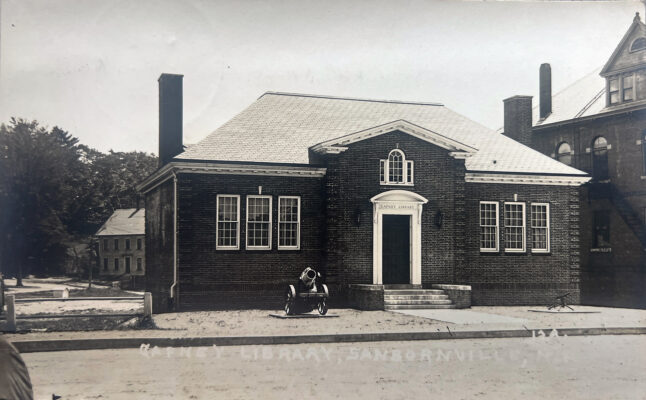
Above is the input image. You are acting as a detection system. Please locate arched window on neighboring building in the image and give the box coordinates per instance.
[592,136,609,180]
[556,142,572,165]
[380,149,413,185]
[631,37,646,52]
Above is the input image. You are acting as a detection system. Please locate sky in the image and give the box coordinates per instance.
[0,0,643,155]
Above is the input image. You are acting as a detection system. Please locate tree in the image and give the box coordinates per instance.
[0,119,79,282]
[0,118,158,283]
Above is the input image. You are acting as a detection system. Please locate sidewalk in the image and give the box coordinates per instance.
[4,306,646,348]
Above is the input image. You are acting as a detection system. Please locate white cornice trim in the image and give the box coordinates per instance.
[313,145,348,154]
[310,120,478,155]
[137,162,326,193]
[465,172,591,186]
[449,152,473,159]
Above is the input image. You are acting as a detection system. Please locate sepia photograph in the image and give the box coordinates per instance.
[0,0,645,399]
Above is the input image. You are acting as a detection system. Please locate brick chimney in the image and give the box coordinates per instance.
[539,63,552,120]
[158,73,184,167]
[503,95,533,146]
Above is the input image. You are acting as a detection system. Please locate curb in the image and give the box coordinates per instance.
[11,326,646,353]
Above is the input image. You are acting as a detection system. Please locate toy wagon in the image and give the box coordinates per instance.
[284,267,329,315]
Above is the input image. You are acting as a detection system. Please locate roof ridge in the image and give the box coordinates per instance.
[259,91,444,107]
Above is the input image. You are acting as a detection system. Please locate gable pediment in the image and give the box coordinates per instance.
[309,120,477,159]
[601,14,646,76]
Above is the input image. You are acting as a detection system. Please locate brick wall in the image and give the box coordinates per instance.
[464,182,582,305]
[532,110,646,308]
[324,130,465,297]
[175,173,326,310]
[144,179,175,313]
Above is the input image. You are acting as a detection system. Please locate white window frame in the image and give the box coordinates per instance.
[380,149,414,186]
[216,194,240,250]
[504,202,526,253]
[530,203,550,253]
[246,195,272,250]
[479,201,499,252]
[278,196,301,250]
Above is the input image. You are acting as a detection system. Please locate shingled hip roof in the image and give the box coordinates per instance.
[177,92,587,176]
[95,208,145,236]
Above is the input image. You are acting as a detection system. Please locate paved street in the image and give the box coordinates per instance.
[23,335,646,399]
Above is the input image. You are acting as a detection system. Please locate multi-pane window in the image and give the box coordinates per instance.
[103,258,108,271]
[479,201,499,252]
[216,195,240,250]
[531,203,550,253]
[380,149,413,185]
[637,71,646,101]
[125,239,131,250]
[608,73,641,105]
[388,150,403,182]
[623,74,634,101]
[103,239,108,251]
[246,196,272,250]
[593,210,610,248]
[137,238,142,250]
[125,257,131,273]
[609,77,619,105]
[278,196,300,250]
[504,203,526,252]
[114,239,119,250]
[137,258,143,271]
[556,142,572,165]
[114,258,119,271]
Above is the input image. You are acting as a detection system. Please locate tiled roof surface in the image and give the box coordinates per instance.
[178,92,586,175]
[95,209,145,236]
[533,67,606,127]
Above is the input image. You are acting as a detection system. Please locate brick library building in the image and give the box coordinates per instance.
[138,73,592,313]
[504,13,646,308]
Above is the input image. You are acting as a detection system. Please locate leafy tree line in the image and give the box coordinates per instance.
[0,118,158,283]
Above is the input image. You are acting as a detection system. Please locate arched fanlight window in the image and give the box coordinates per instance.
[556,142,572,165]
[380,149,413,185]
[631,37,646,52]
[592,136,609,180]
[388,150,404,183]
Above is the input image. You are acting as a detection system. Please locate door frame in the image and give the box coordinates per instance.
[370,190,428,285]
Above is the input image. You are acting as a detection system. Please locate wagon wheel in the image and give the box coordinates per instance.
[285,285,296,315]
[317,299,328,315]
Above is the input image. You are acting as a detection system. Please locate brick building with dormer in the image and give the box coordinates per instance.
[503,14,646,308]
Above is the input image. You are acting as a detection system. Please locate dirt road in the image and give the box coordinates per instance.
[22,334,646,399]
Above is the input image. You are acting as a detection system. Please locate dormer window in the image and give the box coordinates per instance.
[380,149,413,185]
[623,74,634,101]
[630,37,646,52]
[609,77,620,104]
[608,72,639,105]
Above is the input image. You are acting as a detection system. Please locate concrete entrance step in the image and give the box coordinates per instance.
[384,294,449,301]
[384,289,445,296]
[385,304,457,310]
[384,299,453,306]
[383,284,423,290]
